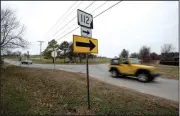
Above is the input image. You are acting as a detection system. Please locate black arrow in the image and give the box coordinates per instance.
[82,30,90,35]
[76,40,95,51]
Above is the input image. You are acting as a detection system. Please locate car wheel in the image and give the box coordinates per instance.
[111,70,118,77]
[137,72,149,82]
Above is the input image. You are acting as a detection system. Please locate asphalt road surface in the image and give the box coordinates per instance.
[4,59,179,102]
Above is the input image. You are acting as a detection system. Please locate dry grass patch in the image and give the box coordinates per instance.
[1,66,178,115]
[156,65,179,80]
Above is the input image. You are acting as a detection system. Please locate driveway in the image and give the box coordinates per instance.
[4,59,179,102]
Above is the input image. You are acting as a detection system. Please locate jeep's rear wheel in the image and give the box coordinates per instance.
[137,73,149,82]
[111,70,118,77]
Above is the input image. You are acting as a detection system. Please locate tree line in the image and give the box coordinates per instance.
[119,44,177,63]
[42,39,98,63]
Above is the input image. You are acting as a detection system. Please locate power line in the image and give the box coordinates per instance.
[54,23,77,39]
[54,1,109,39]
[53,1,96,37]
[91,1,109,13]
[84,1,96,11]
[56,27,80,41]
[58,1,84,25]
[94,1,122,18]
[56,1,122,41]
[43,1,83,41]
[43,1,78,39]
[45,1,84,39]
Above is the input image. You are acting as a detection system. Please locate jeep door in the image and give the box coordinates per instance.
[119,59,133,74]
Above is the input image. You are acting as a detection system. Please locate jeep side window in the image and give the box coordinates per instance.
[111,59,120,65]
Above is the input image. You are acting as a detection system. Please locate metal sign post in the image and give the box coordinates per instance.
[19,56,21,67]
[27,51,29,68]
[54,50,55,70]
[77,9,96,109]
[86,53,90,109]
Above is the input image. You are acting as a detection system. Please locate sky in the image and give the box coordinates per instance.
[1,1,179,58]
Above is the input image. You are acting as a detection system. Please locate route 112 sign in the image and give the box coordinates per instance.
[77,9,93,29]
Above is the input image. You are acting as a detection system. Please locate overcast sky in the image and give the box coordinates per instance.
[2,1,179,58]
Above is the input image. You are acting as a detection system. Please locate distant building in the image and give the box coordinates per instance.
[161,52,179,61]
[160,52,179,66]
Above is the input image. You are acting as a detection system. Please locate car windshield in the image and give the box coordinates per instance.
[130,58,140,64]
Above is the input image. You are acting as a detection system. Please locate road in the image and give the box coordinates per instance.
[4,59,179,102]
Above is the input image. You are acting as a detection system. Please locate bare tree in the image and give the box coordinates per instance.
[1,8,27,50]
[161,44,176,61]
[16,50,22,56]
[130,52,139,58]
[161,44,175,53]
[0,7,27,69]
[12,50,22,56]
[119,49,129,58]
[139,46,151,59]
[6,50,12,56]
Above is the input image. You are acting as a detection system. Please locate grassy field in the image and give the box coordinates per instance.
[1,65,178,115]
[31,58,110,64]
[5,56,110,65]
[4,56,179,79]
[155,65,179,80]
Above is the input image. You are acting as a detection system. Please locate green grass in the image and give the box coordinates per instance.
[31,58,110,65]
[155,64,179,80]
[5,56,110,65]
[5,56,19,61]
[31,58,64,64]
[1,66,178,115]
[142,62,179,80]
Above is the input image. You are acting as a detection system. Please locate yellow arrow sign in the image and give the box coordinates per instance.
[73,35,98,53]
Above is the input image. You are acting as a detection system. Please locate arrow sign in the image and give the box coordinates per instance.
[81,27,92,38]
[76,40,95,51]
[73,35,98,53]
[83,30,89,35]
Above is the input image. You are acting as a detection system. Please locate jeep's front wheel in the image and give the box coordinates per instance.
[111,70,118,77]
[137,72,149,82]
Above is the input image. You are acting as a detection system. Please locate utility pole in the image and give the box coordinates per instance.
[38,41,44,61]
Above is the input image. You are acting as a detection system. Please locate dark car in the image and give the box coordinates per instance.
[21,60,32,64]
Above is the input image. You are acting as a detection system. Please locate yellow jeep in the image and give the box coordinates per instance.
[108,58,160,82]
